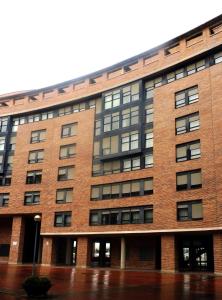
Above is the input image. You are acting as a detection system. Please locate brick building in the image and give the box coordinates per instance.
[0,15,222,273]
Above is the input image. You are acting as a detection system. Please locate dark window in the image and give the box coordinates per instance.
[139,247,153,261]
[176,113,200,135]
[60,144,76,159]
[175,86,199,108]
[0,244,10,256]
[144,207,153,223]
[176,169,202,191]
[91,178,153,200]
[0,176,11,186]
[58,166,75,181]
[90,213,99,225]
[30,129,46,143]
[177,200,203,221]
[103,160,120,175]
[0,193,9,207]
[176,140,201,162]
[54,211,71,227]
[26,170,42,184]
[28,150,44,164]
[61,123,77,138]
[24,191,40,205]
[56,188,73,203]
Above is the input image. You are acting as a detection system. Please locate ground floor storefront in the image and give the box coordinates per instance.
[0,216,222,274]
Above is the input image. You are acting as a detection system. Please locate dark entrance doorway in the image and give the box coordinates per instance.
[91,240,111,267]
[177,235,214,272]
[22,216,41,263]
[55,237,77,265]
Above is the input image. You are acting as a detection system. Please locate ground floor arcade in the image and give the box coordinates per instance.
[1,216,222,273]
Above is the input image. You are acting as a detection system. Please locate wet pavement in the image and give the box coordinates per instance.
[0,264,222,299]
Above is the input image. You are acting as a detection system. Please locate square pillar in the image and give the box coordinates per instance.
[41,237,54,266]
[9,216,25,264]
[213,233,222,274]
[76,236,89,268]
[161,234,175,273]
[120,237,126,269]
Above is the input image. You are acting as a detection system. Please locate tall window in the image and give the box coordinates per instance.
[0,117,8,133]
[30,129,46,143]
[26,170,42,184]
[102,135,119,155]
[175,86,199,108]
[54,212,71,227]
[104,89,120,109]
[145,77,162,99]
[61,123,77,138]
[58,166,75,181]
[177,200,203,221]
[28,150,44,164]
[122,106,139,127]
[176,140,200,162]
[0,193,9,207]
[176,169,202,191]
[145,129,153,148]
[0,137,5,151]
[103,112,120,132]
[24,191,40,205]
[59,144,76,159]
[56,188,73,203]
[145,153,154,168]
[122,83,139,104]
[121,131,139,152]
[145,103,153,123]
[176,113,200,135]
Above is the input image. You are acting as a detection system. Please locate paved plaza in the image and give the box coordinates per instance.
[0,264,222,299]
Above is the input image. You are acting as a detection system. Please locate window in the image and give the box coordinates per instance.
[145,77,162,99]
[177,200,203,221]
[0,244,10,256]
[91,178,153,200]
[102,135,119,155]
[167,69,184,83]
[145,103,153,123]
[121,131,139,152]
[58,106,72,116]
[175,86,199,108]
[9,136,16,151]
[123,157,140,172]
[103,112,120,132]
[103,160,120,174]
[214,52,222,64]
[24,191,40,205]
[176,140,200,162]
[0,154,3,169]
[210,23,222,35]
[61,123,77,138]
[28,150,44,164]
[0,176,11,186]
[145,129,153,148]
[30,129,46,143]
[145,153,154,168]
[122,106,139,127]
[6,155,13,170]
[95,120,101,136]
[90,205,153,226]
[176,113,200,135]
[56,188,73,203]
[104,89,120,109]
[187,59,205,75]
[58,166,75,181]
[122,83,139,104]
[54,212,72,227]
[0,137,5,151]
[0,117,8,133]
[12,119,19,132]
[176,169,202,191]
[0,193,9,207]
[60,144,76,159]
[26,170,42,184]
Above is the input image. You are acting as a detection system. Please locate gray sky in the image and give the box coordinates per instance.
[1,0,222,95]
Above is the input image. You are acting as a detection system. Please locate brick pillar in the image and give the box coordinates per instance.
[213,233,222,274]
[41,237,54,266]
[161,234,175,273]
[9,216,25,264]
[76,236,89,268]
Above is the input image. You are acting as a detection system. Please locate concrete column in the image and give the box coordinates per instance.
[213,233,222,274]
[120,237,126,269]
[76,237,89,268]
[41,237,54,266]
[65,238,72,265]
[161,234,175,273]
[8,216,25,264]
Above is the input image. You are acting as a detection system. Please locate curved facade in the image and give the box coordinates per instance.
[1,15,222,272]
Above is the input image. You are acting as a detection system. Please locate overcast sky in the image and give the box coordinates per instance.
[1,0,222,95]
